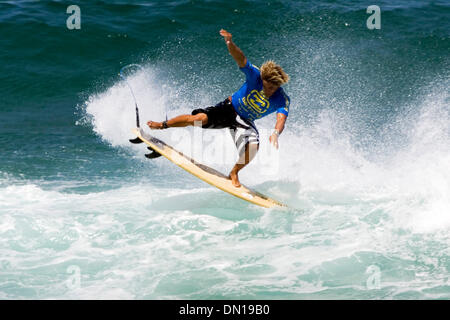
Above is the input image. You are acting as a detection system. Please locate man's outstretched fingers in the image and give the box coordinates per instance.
[219,29,232,42]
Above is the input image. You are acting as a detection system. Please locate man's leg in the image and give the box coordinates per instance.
[147,113,207,129]
[229,142,259,188]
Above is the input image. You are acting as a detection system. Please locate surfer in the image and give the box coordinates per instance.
[147,29,290,188]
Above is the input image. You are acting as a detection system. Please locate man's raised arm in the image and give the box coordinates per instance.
[220,29,247,68]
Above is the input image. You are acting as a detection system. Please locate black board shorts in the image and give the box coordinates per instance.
[191,97,237,129]
[191,97,260,157]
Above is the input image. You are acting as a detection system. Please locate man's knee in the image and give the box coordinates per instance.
[237,142,259,165]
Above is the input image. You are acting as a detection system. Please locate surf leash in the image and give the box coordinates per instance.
[119,64,143,129]
[119,64,146,144]
[120,64,162,158]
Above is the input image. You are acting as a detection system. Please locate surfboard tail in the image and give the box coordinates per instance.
[129,127,144,144]
[129,128,162,159]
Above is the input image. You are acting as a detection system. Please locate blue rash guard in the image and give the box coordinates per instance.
[231,60,290,122]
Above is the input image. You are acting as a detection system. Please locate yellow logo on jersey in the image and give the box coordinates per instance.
[246,90,270,114]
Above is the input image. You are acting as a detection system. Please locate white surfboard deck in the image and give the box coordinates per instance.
[132,127,287,208]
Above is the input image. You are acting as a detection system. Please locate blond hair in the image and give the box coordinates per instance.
[260,60,290,86]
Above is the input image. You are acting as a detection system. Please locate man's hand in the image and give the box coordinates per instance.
[220,28,246,67]
[220,29,232,44]
[269,133,279,149]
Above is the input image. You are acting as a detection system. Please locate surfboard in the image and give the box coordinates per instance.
[131,127,287,208]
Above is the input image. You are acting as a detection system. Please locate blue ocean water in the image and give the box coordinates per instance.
[0,0,449,299]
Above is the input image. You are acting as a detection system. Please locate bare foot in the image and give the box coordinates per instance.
[229,171,241,188]
[147,121,162,129]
